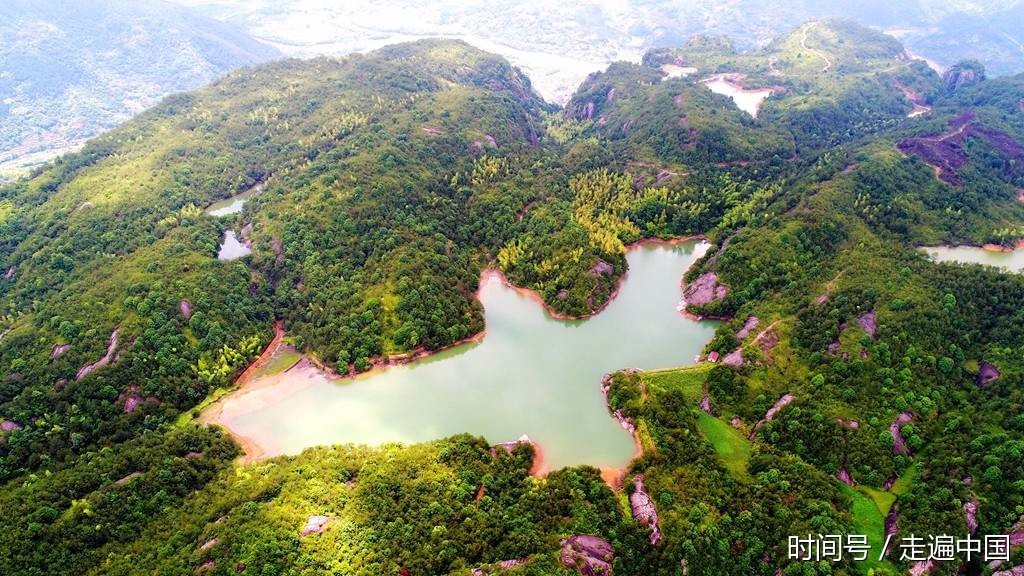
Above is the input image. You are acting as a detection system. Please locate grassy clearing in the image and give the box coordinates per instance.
[252,347,303,378]
[641,364,709,403]
[640,365,751,478]
[696,412,751,479]
[837,466,918,575]
[839,484,899,575]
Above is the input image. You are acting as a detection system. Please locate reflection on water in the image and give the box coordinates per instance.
[702,78,772,118]
[206,184,263,217]
[217,230,251,260]
[221,241,719,471]
[922,245,1024,273]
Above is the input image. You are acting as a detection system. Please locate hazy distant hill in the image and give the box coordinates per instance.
[173,0,1024,103]
[0,0,280,179]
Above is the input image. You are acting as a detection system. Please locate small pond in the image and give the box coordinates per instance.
[217,230,252,260]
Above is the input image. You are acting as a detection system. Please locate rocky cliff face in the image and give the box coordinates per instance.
[943,60,986,92]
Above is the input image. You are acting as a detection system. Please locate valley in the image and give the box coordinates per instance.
[1,16,1023,576]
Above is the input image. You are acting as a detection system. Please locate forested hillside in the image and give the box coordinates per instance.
[1,20,1023,576]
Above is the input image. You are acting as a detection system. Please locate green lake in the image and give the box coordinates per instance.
[922,245,1024,273]
[702,76,772,118]
[206,183,263,217]
[213,241,718,471]
[217,230,251,260]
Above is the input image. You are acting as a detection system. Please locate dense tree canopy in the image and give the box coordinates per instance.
[1,20,1024,576]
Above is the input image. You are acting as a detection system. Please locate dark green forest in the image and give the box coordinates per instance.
[1,20,1023,576]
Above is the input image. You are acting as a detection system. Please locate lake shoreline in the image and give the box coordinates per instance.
[923,240,1024,254]
[599,430,644,489]
[487,235,708,322]
[920,243,1024,275]
[201,235,712,486]
[982,240,1024,253]
[340,234,708,379]
[699,73,779,118]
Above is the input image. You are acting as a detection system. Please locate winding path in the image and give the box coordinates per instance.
[801,23,832,73]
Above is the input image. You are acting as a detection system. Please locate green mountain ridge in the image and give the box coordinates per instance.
[1,21,1023,576]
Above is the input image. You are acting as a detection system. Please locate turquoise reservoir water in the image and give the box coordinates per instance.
[212,241,718,471]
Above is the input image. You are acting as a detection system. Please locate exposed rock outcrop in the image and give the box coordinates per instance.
[754,326,780,356]
[589,261,613,276]
[75,329,120,381]
[600,371,640,436]
[898,111,1024,185]
[560,535,614,576]
[943,62,985,92]
[889,412,914,456]
[565,98,597,121]
[629,475,661,545]
[270,238,284,265]
[749,393,795,439]
[909,559,937,576]
[884,504,899,539]
[827,339,842,355]
[857,310,877,339]
[699,396,713,415]
[50,343,71,360]
[736,316,759,340]
[722,349,743,367]
[978,362,1001,387]
[837,468,855,487]
[837,419,860,430]
[471,559,526,576]
[1,419,23,432]
[301,515,330,536]
[119,384,159,414]
[493,434,536,455]
[683,272,728,307]
[964,498,979,534]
